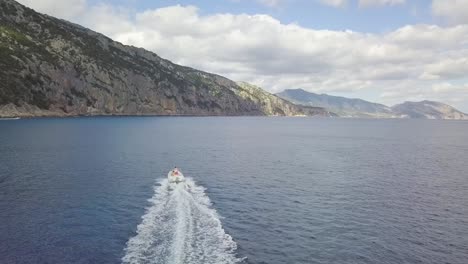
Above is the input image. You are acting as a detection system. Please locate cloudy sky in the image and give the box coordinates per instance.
[17,0,468,111]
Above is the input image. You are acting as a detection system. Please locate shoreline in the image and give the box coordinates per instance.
[1,114,467,121]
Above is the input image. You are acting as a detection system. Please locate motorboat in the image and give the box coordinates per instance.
[168,167,185,184]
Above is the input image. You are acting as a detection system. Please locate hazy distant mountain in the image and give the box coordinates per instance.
[277,89,468,119]
[0,0,331,118]
[277,89,395,118]
[391,101,468,120]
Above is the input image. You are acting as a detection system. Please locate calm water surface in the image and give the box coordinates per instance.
[1,117,467,264]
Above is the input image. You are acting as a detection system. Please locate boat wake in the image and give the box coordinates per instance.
[122,178,241,264]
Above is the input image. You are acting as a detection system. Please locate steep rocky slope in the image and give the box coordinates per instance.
[236,83,334,116]
[0,0,331,117]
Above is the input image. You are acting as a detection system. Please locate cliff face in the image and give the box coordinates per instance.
[236,83,334,117]
[0,0,330,117]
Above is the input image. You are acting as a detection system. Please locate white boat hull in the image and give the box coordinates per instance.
[168,170,185,184]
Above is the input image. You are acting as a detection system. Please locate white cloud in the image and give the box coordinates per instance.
[16,0,87,20]
[14,1,468,112]
[83,4,134,36]
[318,0,348,8]
[432,0,468,25]
[317,0,405,8]
[423,57,468,80]
[359,0,405,7]
[379,80,468,110]
[432,82,468,93]
[386,24,468,50]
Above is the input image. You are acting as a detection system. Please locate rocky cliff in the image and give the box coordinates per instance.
[236,83,334,116]
[0,0,331,118]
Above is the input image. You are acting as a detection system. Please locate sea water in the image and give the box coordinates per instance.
[1,117,467,264]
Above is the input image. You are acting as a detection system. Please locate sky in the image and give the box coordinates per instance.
[16,0,468,111]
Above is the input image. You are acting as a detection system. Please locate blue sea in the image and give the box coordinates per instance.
[1,117,467,264]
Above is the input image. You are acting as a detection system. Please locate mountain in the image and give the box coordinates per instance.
[235,82,335,116]
[391,101,468,120]
[277,89,468,119]
[277,89,395,118]
[0,0,331,118]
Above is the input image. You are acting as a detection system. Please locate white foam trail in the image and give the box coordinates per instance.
[122,178,241,264]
